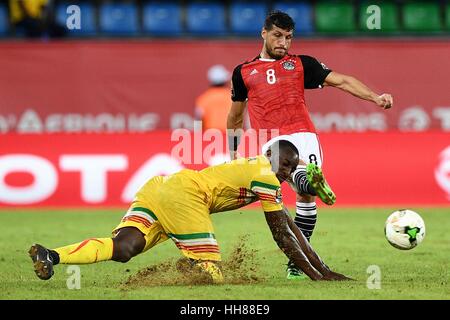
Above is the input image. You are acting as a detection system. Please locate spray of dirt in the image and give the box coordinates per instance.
[121,234,265,288]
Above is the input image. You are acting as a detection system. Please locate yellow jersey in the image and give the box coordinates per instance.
[148,155,283,213]
[116,155,283,262]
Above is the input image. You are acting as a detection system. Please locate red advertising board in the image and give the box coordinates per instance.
[0,40,449,133]
[0,132,449,208]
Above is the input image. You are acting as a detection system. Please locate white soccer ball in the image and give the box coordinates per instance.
[384,209,426,250]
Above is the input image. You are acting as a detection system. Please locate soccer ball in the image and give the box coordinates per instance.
[384,209,426,250]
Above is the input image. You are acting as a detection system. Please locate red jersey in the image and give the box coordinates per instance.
[231,54,331,136]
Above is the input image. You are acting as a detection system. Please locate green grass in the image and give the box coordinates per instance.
[0,208,449,300]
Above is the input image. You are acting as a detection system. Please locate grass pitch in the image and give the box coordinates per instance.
[0,207,448,300]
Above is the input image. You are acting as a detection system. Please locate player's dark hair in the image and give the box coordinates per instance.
[280,140,299,156]
[274,140,299,157]
[264,10,295,32]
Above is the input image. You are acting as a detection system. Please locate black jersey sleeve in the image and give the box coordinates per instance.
[231,64,248,102]
[299,55,332,89]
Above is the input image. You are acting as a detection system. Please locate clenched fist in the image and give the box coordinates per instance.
[375,93,393,110]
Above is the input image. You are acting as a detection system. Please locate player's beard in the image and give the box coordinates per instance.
[266,43,287,60]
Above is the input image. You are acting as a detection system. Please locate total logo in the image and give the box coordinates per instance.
[0,153,229,206]
[435,146,450,200]
[0,154,181,205]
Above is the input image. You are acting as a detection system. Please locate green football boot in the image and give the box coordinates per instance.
[286,261,308,280]
[306,163,336,205]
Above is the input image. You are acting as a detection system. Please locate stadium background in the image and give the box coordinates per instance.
[0,0,449,208]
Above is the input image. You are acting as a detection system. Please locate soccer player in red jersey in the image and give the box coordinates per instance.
[227,11,393,279]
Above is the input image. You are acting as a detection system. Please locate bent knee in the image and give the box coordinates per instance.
[112,229,145,262]
[113,240,141,263]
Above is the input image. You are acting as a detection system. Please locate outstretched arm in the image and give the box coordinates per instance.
[323,71,393,110]
[264,209,323,280]
[281,206,351,280]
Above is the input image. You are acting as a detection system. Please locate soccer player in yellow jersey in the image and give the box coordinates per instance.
[29,140,351,283]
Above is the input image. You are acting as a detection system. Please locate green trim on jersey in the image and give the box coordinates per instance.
[131,207,158,221]
[167,232,216,240]
[250,181,279,191]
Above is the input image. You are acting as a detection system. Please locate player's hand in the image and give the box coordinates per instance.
[322,271,354,281]
[229,151,241,161]
[375,93,393,110]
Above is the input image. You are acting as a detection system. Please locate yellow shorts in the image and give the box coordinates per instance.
[113,174,221,261]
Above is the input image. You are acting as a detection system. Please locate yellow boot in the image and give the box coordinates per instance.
[195,261,224,284]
